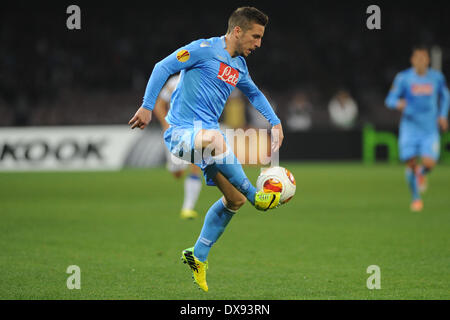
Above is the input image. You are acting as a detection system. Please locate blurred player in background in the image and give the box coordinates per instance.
[128,7,283,291]
[153,74,202,220]
[385,45,449,212]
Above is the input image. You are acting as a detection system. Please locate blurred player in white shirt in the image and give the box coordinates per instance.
[152,74,202,219]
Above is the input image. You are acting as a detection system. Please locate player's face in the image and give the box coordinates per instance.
[411,50,430,72]
[237,23,265,57]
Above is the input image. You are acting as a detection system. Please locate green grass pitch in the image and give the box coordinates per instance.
[1,163,449,299]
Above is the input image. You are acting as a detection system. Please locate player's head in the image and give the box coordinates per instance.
[411,45,430,73]
[226,7,268,57]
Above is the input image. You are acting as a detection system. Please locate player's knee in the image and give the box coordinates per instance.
[190,164,201,175]
[234,195,247,208]
[422,158,436,170]
[198,130,227,156]
[225,194,246,211]
[172,170,184,179]
[210,132,226,155]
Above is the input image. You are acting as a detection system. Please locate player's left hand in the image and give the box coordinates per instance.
[438,117,448,132]
[271,123,284,152]
[129,107,152,130]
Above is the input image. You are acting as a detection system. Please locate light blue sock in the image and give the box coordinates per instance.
[405,168,420,201]
[193,198,235,262]
[210,150,257,205]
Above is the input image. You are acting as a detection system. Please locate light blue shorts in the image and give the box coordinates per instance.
[163,126,225,186]
[398,131,440,162]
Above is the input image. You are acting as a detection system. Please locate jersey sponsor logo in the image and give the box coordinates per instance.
[200,41,211,47]
[411,83,433,95]
[176,49,190,62]
[217,62,239,87]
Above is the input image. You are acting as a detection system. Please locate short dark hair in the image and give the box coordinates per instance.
[227,7,268,33]
[412,44,430,54]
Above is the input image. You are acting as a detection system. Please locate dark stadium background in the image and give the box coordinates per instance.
[1,1,448,122]
[2,0,449,162]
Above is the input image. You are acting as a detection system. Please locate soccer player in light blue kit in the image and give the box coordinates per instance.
[128,7,284,291]
[385,45,449,212]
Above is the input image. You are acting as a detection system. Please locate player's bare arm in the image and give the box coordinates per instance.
[129,106,152,130]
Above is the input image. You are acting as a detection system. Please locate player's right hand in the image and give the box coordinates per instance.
[129,107,152,129]
[271,123,284,152]
[396,99,406,111]
[438,117,448,132]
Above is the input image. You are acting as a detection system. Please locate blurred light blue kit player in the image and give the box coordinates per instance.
[128,7,284,291]
[385,45,449,212]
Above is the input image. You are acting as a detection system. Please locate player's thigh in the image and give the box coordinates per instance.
[212,172,246,210]
[194,129,227,155]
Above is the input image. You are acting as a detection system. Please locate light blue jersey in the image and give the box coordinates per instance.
[141,36,280,129]
[385,67,449,134]
[385,67,450,161]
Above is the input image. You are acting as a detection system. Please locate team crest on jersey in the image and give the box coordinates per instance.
[217,62,239,87]
[411,83,433,95]
[176,50,190,63]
